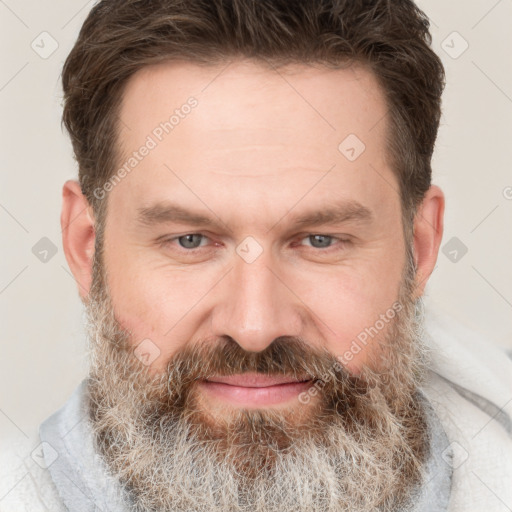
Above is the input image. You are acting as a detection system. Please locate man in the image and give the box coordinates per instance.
[1,0,511,510]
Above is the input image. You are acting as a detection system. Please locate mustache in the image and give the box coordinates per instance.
[127,335,369,417]
[159,335,346,383]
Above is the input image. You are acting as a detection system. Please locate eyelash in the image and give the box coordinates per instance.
[293,234,350,251]
[158,233,351,253]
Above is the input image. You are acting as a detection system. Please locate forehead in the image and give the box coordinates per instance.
[118,58,388,155]
[109,59,397,227]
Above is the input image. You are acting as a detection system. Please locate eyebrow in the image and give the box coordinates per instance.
[287,200,373,230]
[137,203,217,228]
[136,200,373,231]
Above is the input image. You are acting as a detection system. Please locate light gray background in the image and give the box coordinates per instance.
[1,0,511,441]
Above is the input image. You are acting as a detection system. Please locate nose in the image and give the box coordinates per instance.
[210,248,303,353]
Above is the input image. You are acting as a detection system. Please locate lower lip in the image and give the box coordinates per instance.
[198,380,314,407]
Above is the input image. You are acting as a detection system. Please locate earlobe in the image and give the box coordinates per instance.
[412,185,445,299]
[61,180,96,299]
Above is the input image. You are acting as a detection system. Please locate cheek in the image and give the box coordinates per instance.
[288,255,405,371]
[104,249,220,368]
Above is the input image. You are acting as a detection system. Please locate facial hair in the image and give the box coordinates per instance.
[84,250,430,512]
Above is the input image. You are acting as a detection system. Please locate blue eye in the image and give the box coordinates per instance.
[305,234,334,248]
[177,234,206,249]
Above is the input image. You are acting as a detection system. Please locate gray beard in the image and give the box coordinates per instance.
[84,254,430,512]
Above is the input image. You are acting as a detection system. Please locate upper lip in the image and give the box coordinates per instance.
[205,372,312,388]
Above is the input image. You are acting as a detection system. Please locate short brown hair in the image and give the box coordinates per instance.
[62,0,445,227]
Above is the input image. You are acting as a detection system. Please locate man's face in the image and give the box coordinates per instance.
[81,60,432,511]
[104,59,407,378]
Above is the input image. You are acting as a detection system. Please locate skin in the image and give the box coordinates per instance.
[61,59,444,416]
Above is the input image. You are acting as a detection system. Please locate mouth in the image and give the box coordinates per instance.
[198,372,314,407]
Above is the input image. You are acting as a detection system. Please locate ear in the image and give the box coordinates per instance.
[412,185,445,299]
[61,180,96,300]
